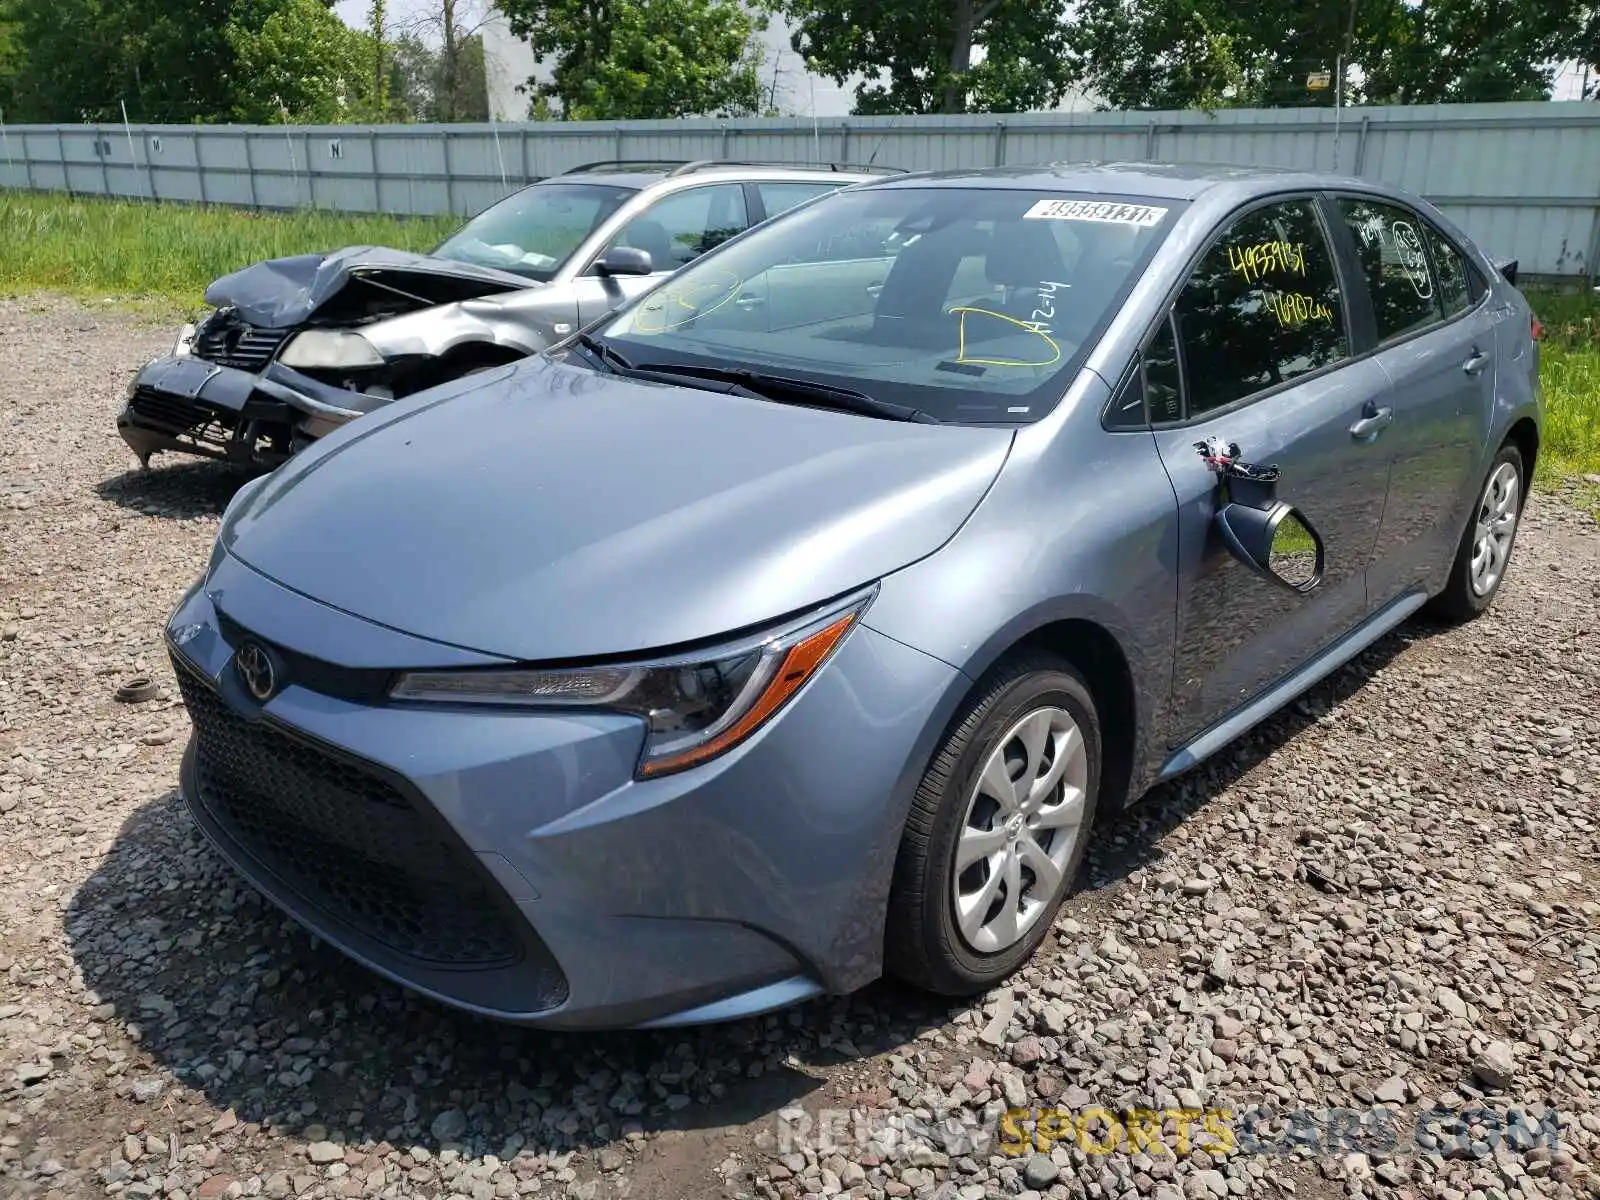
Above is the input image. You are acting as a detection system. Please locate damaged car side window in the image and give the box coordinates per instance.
[433,183,634,281]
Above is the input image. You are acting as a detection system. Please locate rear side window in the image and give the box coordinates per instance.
[1424,224,1475,316]
[1175,198,1349,416]
[756,181,841,220]
[1337,198,1443,342]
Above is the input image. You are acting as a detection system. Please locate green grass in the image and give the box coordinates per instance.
[1531,290,1600,484]
[0,191,461,317]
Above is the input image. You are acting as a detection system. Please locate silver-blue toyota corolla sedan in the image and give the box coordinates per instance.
[166,163,1541,1030]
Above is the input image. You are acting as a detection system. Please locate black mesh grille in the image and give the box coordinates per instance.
[173,657,526,969]
[194,320,291,372]
[127,388,230,445]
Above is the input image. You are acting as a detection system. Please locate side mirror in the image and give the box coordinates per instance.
[1216,500,1325,593]
[1494,257,1519,286]
[593,247,653,277]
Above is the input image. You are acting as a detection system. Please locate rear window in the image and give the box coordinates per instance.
[599,187,1180,424]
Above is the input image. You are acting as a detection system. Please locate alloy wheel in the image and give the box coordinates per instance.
[1470,460,1520,596]
[952,705,1089,953]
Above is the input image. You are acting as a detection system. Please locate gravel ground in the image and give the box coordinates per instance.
[3,295,1600,1200]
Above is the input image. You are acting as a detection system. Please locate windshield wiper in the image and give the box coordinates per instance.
[627,361,940,424]
[575,332,635,374]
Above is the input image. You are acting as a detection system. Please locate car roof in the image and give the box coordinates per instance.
[540,159,899,190]
[860,160,1381,202]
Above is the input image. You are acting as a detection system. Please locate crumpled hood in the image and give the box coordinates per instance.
[204,245,532,328]
[221,357,1013,662]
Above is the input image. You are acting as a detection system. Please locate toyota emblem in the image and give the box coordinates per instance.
[234,641,277,702]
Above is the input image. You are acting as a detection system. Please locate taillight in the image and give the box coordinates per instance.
[1531,315,1544,341]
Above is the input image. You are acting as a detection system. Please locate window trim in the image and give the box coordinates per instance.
[1322,189,1492,357]
[1099,190,1359,432]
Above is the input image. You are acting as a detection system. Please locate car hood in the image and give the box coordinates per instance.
[221,357,1014,662]
[204,245,532,329]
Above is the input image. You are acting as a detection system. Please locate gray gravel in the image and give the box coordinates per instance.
[2,296,1599,1200]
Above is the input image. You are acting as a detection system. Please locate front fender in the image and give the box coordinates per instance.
[360,300,552,361]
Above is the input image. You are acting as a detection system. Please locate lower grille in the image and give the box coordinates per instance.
[127,387,230,446]
[172,657,527,969]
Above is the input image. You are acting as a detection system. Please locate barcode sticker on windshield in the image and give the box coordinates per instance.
[1023,199,1168,226]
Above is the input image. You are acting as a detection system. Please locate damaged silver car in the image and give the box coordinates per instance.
[118,159,892,468]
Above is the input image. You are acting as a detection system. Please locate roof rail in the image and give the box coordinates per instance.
[559,159,694,175]
[559,158,907,178]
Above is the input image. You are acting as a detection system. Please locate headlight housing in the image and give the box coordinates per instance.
[172,323,196,357]
[278,329,385,370]
[389,591,874,778]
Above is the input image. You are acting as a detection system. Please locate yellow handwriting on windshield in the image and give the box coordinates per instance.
[632,270,743,334]
[948,306,1063,368]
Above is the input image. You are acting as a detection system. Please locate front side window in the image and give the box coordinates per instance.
[1176,198,1349,417]
[598,187,1179,424]
[603,184,749,273]
[433,182,634,281]
[1337,197,1443,342]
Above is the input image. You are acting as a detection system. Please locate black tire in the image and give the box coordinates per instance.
[885,654,1101,996]
[1428,442,1525,623]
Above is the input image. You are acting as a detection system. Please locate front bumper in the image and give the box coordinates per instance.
[118,356,382,467]
[164,555,961,1029]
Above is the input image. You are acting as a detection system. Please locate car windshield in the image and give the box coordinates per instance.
[595,185,1181,423]
[434,182,635,281]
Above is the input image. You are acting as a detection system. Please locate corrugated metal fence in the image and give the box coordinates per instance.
[3,101,1598,280]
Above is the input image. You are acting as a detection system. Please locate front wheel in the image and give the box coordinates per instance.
[1429,443,1525,622]
[885,655,1100,996]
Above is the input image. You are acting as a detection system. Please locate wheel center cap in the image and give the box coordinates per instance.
[1006,813,1025,838]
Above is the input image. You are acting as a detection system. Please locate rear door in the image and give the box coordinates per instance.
[1135,195,1394,743]
[1328,195,1499,604]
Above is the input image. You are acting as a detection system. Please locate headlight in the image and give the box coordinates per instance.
[278,329,384,370]
[172,323,196,356]
[390,591,874,778]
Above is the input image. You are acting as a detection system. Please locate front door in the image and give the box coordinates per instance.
[1142,195,1394,745]
[572,183,752,327]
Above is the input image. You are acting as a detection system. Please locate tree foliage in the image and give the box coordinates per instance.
[227,0,376,122]
[770,0,1077,114]
[496,0,765,120]
[1075,0,1584,111]
[393,31,490,121]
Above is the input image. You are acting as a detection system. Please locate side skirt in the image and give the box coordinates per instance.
[1156,589,1429,782]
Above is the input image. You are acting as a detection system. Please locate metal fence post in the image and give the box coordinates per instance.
[521,128,531,183]
[1353,115,1371,176]
[443,131,456,214]
[141,130,157,200]
[302,132,314,207]
[57,129,71,196]
[368,131,379,212]
[838,121,850,164]
[194,131,208,204]
[97,126,111,195]
[1145,119,1158,160]
[243,132,259,208]
[993,120,1007,166]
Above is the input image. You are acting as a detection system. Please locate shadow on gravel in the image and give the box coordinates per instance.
[62,617,1441,1158]
[1082,618,1431,889]
[64,793,956,1159]
[96,460,260,520]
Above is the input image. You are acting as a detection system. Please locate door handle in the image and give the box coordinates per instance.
[734,293,765,311]
[1349,406,1394,441]
[1462,349,1490,376]
[866,281,884,298]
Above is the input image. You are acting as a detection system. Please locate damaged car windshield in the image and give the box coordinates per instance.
[434,182,634,281]
[596,186,1179,424]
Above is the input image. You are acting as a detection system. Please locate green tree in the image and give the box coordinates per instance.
[1075,0,1583,111]
[769,0,1078,114]
[226,0,375,122]
[392,29,490,120]
[497,0,765,119]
